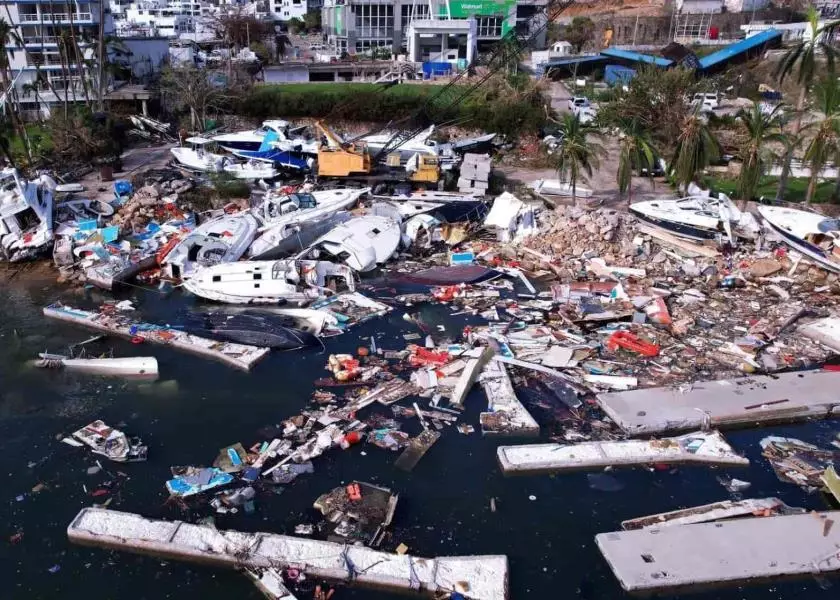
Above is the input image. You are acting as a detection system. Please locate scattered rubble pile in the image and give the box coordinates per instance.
[111,177,194,233]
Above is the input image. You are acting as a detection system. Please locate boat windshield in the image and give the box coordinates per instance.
[290,193,317,209]
[818,219,840,234]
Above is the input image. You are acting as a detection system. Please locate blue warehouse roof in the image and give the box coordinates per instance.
[599,48,674,68]
[699,29,782,70]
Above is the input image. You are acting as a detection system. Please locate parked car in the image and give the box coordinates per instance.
[568,96,590,111]
[691,92,719,112]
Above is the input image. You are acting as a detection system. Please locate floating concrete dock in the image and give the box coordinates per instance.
[596,511,840,593]
[597,370,840,436]
[68,507,508,599]
[479,359,539,437]
[620,497,800,530]
[496,431,748,475]
[44,304,269,371]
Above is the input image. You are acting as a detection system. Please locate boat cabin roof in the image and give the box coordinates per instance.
[185,136,213,145]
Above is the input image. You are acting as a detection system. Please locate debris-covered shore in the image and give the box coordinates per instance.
[6,153,840,599]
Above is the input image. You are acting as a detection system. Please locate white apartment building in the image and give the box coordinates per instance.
[271,0,306,21]
[117,1,203,37]
[2,1,118,118]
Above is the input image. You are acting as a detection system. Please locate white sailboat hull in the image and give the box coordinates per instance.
[163,213,259,279]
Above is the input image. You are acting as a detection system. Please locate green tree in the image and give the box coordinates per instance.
[774,6,840,202]
[551,112,605,206]
[616,117,656,204]
[802,75,840,204]
[287,18,304,36]
[668,109,721,193]
[250,41,271,64]
[303,10,321,31]
[562,17,595,53]
[734,102,787,208]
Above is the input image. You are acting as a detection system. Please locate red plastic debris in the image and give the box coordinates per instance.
[409,347,450,367]
[90,489,109,497]
[606,331,660,357]
[346,483,361,501]
[344,431,361,445]
[9,532,23,544]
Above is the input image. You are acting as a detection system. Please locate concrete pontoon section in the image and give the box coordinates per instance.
[597,371,840,436]
[67,508,509,599]
[44,304,269,371]
[479,359,539,437]
[496,431,748,475]
[596,511,840,593]
[620,498,800,530]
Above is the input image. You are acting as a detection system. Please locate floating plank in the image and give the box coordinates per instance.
[479,360,539,437]
[394,429,441,471]
[496,431,748,475]
[450,346,494,407]
[621,498,801,530]
[44,304,269,371]
[596,511,840,593]
[597,371,840,436]
[68,507,508,600]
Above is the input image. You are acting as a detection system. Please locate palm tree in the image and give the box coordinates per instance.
[734,102,787,209]
[668,109,721,194]
[802,75,840,204]
[551,112,605,206]
[615,117,656,204]
[774,6,840,202]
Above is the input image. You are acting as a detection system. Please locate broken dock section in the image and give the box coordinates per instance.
[67,507,509,599]
[44,304,269,371]
[597,370,840,436]
[496,431,748,475]
[596,511,840,593]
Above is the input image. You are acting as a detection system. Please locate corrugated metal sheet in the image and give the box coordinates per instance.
[599,48,673,67]
[699,29,782,70]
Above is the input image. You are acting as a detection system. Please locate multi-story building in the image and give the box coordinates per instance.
[271,0,307,21]
[322,0,546,58]
[2,1,117,118]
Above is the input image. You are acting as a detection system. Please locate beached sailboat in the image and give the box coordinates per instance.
[162,213,259,279]
[0,169,56,261]
[170,137,229,172]
[296,215,401,272]
[248,187,369,258]
[630,194,747,243]
[183,259,355,305]
[758,205,840,273]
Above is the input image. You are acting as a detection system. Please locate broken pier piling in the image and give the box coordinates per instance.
[67,507,509,599]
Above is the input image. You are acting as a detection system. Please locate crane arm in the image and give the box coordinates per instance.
[373,0,577,161]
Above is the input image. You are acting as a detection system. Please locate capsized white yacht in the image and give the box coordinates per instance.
[630,194,753,244]
[170,137,229,173]
[295,215,401,272]
[162,212,259,279]
[0,168,56,261]
[758,205,840,273]
[183,259,356,305]
[248,187,370,258]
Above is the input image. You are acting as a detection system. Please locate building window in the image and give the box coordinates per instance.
[355,4,393,40]
[476,15,503,38]
[355,38,392,53]
[401,4,430,48]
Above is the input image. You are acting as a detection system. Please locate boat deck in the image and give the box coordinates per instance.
[43,304,269,371]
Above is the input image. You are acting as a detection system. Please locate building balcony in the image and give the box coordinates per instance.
[19,13,93,24]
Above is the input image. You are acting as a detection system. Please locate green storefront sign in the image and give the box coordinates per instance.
[441,0,516,35]
[337,9,343,35]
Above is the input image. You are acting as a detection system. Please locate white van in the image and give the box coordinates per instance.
[692,92,719,111]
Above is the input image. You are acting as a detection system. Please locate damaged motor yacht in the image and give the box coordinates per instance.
[758,205,840,273]
[248,187,370,259]
[213,120,318,155]
[630,194,756,244]
[163,212,259,279]
[295,215,401,272]
[183,259,355,305]
[170,137,229,173]
[0,168,56,261]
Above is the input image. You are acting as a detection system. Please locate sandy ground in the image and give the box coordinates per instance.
[76,142,178,204]
[497,81,667,209]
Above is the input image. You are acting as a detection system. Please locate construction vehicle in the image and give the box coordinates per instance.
[314,0,577,188]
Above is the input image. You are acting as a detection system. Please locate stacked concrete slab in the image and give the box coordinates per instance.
[458,153,491,195]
